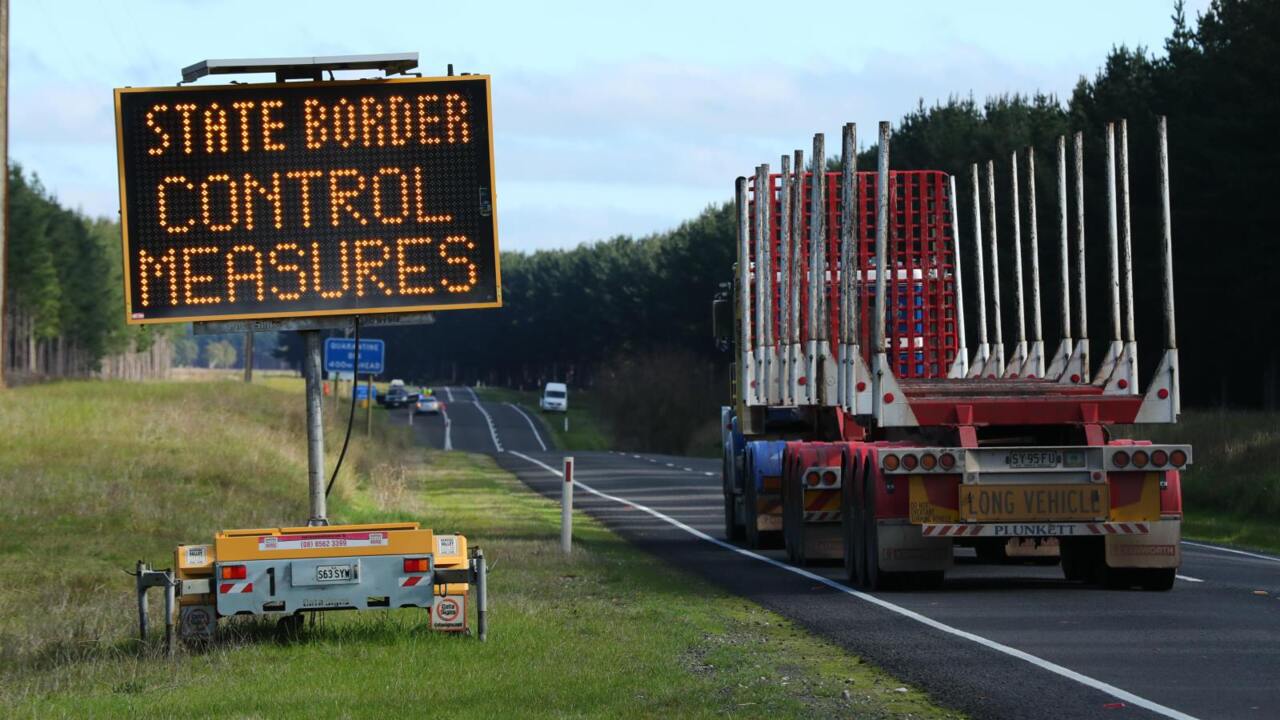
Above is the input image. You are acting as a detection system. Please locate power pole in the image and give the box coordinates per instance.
[0,0,9,389]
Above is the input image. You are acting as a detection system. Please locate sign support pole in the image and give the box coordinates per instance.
[243,331,254,383]
[303,330,327,525]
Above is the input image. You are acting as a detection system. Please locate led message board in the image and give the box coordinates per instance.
[114,76,499,324]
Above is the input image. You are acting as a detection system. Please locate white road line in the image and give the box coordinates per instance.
[665,462,676,468]
[682,467,694,472]
[632,454,642,459]
[464,385,481,403]
[703,471,716,477]
[471,398,503,453]
[443,387,454,402]
[507,451,1199,720]
[1182,540,1280,564]
[440,405,453,451]
[1176,574,1204,583]
[506,402,548,451]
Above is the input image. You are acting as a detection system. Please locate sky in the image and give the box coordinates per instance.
[10,0,1210,252]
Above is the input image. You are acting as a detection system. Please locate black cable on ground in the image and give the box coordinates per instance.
[325,316,360,498]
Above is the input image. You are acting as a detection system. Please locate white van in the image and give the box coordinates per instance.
[539,382,568,413]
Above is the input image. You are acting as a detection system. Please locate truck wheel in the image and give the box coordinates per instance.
[723,453,744,541]
[1060,540,1093,582]
[1138,568,1176,591]
[723,487,743,541]
[744,454,763,549]
[843,461,868,586]
[783,460,807,565]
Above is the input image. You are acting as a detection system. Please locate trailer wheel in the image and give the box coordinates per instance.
[1060,539,1093,582]
[783,456,807,566]
[723,450,744,541]
[862,470,890,591]
[1138,568,1176,591]
[744,453,763,549]
[841,457,862,584]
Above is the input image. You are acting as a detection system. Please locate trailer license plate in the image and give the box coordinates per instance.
[315,565,353,583]
[1004,450,1062,469]
[960,484,1108,522]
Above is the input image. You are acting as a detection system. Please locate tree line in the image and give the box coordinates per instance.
[2,167,176,381]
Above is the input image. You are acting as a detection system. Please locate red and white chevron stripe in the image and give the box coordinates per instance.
[219,582,253,594]
[804,511,841,523]
[922,525,984,537]
[1086,522,1150,535]
[400,576,428,588]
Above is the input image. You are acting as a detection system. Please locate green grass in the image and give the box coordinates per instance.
[1128,409,1280,554]
[0,381,956,719]
[476,385,612,452]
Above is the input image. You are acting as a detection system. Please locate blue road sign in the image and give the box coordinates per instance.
[323,338,385,375]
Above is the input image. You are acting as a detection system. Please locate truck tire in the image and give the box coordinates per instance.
[723,451,744,542]
[842,457,868,587]
[783,456,807,565]
[862,470,889,590]
[1060,539,1093,582]
[744,453,763,549]
[1138,568,1176,591]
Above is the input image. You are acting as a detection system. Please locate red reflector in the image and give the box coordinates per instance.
[883,392,895,404]
[822,471,838,487]
[1112,450,1130,468]
[403,558,429,573]
[1157,388,1169,399]
[805,471,820,488]
[1117,378,1129,390]
[856,381,867,392]
[221,565,246,580]
[902,454,918,471]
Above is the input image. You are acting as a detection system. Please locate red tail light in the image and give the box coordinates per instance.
[939,453,956,470]
[882,454,900,471]
[920,453,937,470]
[221,564,246,580]
[822,471,838,487]
[404,558,429,573]
[1151,449,1168,466]
[805,471,820,487]
[1170,449,1187,467]
[1112,450,1130,468]
[1132,450,1149,468]
[901,454,919,471]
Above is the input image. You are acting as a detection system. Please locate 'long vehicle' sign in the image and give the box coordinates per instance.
[114,75,500,324]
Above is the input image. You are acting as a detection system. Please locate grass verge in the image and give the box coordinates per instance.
[476,385,612,452]
[1129,409,1280,554]
[0,381,956,719]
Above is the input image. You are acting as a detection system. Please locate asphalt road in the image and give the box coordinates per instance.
[410,387,1280,720]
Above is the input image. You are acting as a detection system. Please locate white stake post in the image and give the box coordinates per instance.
[562,456,574,554]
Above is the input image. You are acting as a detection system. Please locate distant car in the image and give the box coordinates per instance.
[415,394,442,415]
[382,387,412,409]
[539,382,568,413]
